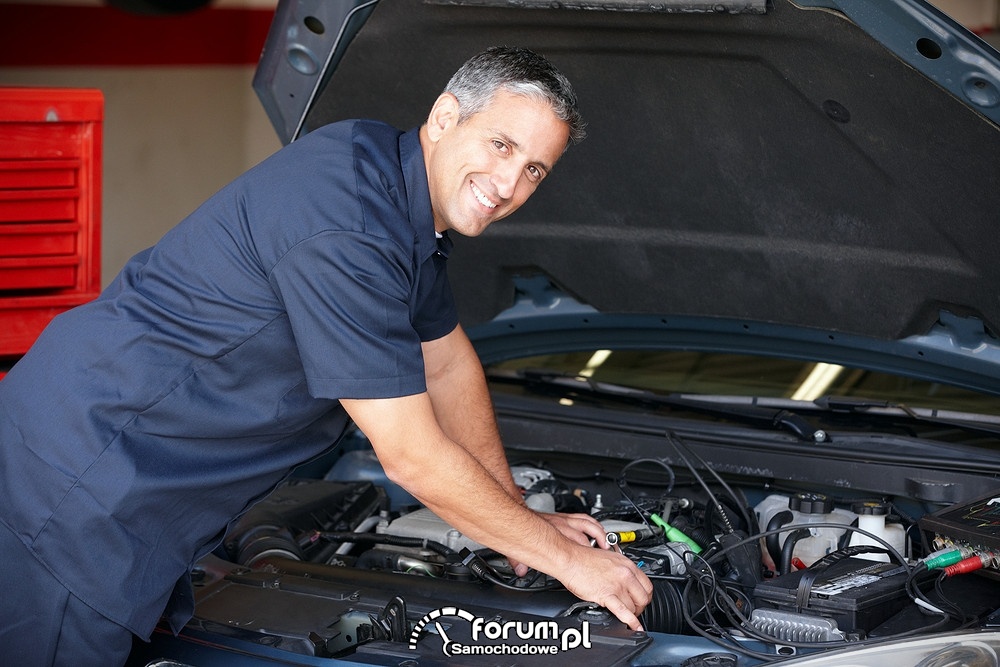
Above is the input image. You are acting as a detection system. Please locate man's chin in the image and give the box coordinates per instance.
[450,217,495,238]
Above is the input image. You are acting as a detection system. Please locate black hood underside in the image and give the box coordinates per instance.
[258,0,1000,341]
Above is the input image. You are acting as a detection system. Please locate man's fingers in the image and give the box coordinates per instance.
[605,570,652,631]
[623,562,654,609]
[502,514,654,633]
[602,595,644,632]
[542,512,609,548]
[638,568,655,596]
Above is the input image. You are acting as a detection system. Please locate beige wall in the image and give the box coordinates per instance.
[933,0,999,32]
[0,66,281,286]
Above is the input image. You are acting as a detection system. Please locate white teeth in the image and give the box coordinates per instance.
[471,182,497,209]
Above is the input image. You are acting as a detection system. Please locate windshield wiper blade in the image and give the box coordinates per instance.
[489,368,828,442]
[813,395,1000,438]
[813,395,898,412]
[663,395,829,443]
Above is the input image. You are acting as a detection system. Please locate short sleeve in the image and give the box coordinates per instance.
[411,244,459,342]
[268,230,428,400]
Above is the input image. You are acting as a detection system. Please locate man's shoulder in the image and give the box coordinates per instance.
[308,118,402,148]
[263,119,400,162]
[283,119,407,183]
[239,119,420,245]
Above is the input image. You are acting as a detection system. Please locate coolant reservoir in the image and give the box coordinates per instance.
[847,502,907,562]
[755,493,857,568]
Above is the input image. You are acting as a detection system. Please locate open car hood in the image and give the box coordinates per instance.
[254,0,1000,346]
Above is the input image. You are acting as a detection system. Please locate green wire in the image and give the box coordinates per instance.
[650,513,703,554]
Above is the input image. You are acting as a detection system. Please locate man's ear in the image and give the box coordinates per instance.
[425,93,460,142]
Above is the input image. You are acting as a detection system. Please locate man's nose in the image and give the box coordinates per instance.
[490,161,521,200]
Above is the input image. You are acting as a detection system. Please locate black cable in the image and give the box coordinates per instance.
[592,498,662,523]
[675,547,777,660]
[669,521,955,655]
[473,548,550,588]
[459,548,565,592]
[666,435,734,535]
[620,457,676,495]
[706,522,910,572]
[679,569,777,661]
[505,460,617,483]
[616,477,655,531]
[669,432,757,536]
[902,565,964,627]
[616,458,677,531]
[932,572,967,623]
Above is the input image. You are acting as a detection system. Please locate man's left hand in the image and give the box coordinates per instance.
[507,511,608,577]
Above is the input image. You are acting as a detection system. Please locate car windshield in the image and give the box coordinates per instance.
[486,349,1000,418]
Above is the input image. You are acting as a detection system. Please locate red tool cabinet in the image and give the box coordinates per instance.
[0,87,103,364]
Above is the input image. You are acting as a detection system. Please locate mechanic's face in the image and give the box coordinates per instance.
[421,89,571,237]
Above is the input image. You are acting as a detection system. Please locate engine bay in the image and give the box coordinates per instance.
[132,425,1000,666]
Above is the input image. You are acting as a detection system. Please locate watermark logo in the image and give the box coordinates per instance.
[408,606,592,657]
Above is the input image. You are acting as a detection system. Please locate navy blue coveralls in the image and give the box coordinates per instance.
[0,120,457,664]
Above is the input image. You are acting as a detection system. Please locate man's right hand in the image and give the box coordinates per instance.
[504,511,653,630]
[554,541,654,631]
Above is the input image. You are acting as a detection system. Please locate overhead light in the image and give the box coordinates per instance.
[791,362,844,401]
[578,349,612,378]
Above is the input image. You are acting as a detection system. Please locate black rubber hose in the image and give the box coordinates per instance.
[639,579,686,635]
[780,528,811,575]
[765,510,794,568]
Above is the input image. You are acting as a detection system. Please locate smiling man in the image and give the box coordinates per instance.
[422,85,568,235]
[0,46,651,666]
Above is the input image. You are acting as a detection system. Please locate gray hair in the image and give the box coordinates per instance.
[444,46,586,145]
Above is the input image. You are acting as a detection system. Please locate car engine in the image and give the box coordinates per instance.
[131,430,1000,667]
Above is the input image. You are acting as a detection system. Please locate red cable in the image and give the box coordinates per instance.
[943,555,987,577]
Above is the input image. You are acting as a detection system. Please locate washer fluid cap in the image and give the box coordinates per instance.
[788,492,833,514]
[853,501,889,516]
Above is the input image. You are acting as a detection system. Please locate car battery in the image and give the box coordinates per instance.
[752,557,914,634]
[0,87,103,358]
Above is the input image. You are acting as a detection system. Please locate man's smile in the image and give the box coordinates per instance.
[470,181,498,210]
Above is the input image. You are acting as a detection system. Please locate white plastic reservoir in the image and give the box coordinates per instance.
[847,501,907,562]
[755,493,857,568]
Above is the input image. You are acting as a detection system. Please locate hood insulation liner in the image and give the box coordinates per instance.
[289,0,1000,341]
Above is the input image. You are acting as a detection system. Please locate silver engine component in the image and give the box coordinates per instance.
[376,465,564,551]
[749,609,845,643]
[377,507,484,552]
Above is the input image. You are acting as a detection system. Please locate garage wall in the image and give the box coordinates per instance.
[0,0,282,285]
[934,0,999,33]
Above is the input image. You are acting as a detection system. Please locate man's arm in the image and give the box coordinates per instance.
[419,325,520,501]
[420,325,611,567]
[340,387,653,631]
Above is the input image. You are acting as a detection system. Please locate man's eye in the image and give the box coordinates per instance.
[492,140,508,152]
[527,165,542,180]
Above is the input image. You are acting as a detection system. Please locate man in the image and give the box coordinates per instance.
[0,46,652,666]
